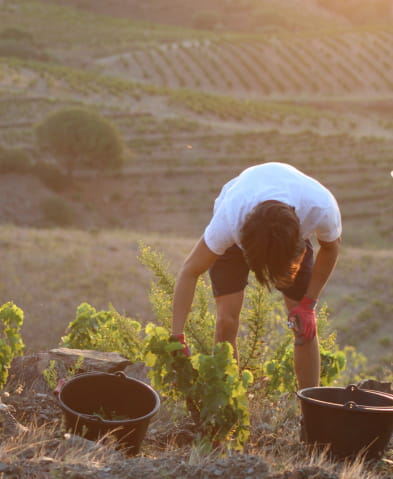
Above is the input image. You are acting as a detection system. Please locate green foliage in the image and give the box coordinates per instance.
[320,348,346,385]
[0,28,48,61]
[0,302,25,389]
[62,299,252,449]
[238,277,281,375]
[144,323,253,450]
[139,244,350,394]
[61,303,143,363]
[43,356,84,390]
[335,345,368,385]
[60,245,368,449]
[264,304,348,394]
[138,242,175,331]
[35,108,124,176]
[264,337,295,394]
[61,302,105,349]
[138,242,215,353]
[42,360,59,390]
[186,277,215,355]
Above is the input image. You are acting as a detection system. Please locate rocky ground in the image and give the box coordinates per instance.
[0,350,392,479]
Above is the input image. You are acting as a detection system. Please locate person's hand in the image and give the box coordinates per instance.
[170,333,191,356]
[287,296,317,345]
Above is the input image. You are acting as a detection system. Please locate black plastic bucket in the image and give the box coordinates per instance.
[58,371,160,455]
[297,384,393,460]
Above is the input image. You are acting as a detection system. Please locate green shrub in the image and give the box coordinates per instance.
[0,28,35,43]
[0,302,24,389]
[0,145,31,174]
[61,303,252,450]
[139,243,350,392]
[0,28,48,61]
[0,40,48,61]
[60,245,366,449]
[145,325,253,450]
[61,303,143,362]
[41,196,75,226]
[35,108,124,177]
[379,336,392,348]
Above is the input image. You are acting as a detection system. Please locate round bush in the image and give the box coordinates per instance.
[35,108,125,176]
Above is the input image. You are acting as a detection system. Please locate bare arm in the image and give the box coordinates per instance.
[306,237,340,301]
[172,236,219,335]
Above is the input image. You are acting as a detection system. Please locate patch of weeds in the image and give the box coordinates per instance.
[378,336,392,348]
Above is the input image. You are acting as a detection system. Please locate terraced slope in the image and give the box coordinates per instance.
[0,58,392,247]
[95,29,393,98]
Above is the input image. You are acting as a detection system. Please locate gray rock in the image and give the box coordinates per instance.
[358,379,392,394]
[49,348,131,373]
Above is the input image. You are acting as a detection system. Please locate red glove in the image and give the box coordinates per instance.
[53,378,66,396]
[171,333,191,357]
[288,296,317,345]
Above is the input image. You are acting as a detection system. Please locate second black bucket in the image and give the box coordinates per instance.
[297,384,393,460]
[58,371,160,455]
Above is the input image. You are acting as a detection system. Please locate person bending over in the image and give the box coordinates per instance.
[171,162,341,389]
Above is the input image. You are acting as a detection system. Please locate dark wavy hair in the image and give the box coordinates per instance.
[240,200,305,289]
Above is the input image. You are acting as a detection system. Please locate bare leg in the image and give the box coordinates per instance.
[284,295,320,389]
[214,290,244,363]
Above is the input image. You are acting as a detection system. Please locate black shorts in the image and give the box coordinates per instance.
[208,240,313,301]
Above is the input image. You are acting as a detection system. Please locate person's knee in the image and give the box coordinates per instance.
[215,312,239,341]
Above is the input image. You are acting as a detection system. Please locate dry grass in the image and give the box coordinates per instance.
[0,393,391,479]
[0,224,193,351]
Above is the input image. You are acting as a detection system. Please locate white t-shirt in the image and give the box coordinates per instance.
[204,163,342,255]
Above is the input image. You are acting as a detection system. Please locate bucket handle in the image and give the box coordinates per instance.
[345,384,359,393]
[343,401,393,412]
[75,371,128,422]
[343,385,360,408]
[343,400,360,409]
[343,384,393,411]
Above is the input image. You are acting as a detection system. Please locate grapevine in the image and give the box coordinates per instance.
[0,301,25,389]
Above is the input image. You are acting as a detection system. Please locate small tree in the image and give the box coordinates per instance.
[0,302,25,389]
[35,108,124,177]
[0,28,48,61]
